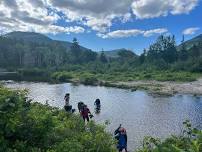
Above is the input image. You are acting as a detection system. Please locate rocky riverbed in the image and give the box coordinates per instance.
[111,78,202,96]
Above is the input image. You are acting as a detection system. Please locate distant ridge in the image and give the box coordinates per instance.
[5,31,52,43]
[178,34,202,50]
[4,31,88,51]
[4,31,202,54]
[3,31,138,56]
[99,48,137,58]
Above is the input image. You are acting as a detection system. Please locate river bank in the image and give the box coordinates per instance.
[2,77,202,96]
[1,69,202,96]
[107,78,202,96]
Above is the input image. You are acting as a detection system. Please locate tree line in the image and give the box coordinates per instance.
[0,35,201,73]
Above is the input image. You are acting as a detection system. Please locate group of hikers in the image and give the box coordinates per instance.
[64,93,100,122]
[64,93,127,152]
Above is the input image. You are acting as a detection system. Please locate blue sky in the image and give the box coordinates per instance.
[0,0,202,54]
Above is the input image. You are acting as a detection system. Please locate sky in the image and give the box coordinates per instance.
[0,0,202,54]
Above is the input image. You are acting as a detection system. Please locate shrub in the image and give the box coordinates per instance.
[0,87,116,152]
[79,73,98,85]
[137,120,202,152]
[51,72,73,82]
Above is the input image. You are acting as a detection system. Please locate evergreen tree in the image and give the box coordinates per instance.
[99,51,108,63]
[178,36,188,61]
[70,38,82,63]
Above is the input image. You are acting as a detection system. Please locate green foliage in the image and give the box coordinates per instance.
[1,34,202,83]
[137,120,202,152]
[99,51,108,63]
[0,87,116,152]
[79,73,99,85]
[51,71,73,82]
[147,35,177,64]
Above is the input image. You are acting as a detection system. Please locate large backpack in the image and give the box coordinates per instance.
[78,102,84,111]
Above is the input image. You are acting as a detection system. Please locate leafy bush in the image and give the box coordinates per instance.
[0,87,116,152]
[51,72,73,82]
[137,120,202,152]
[79,74,98,85]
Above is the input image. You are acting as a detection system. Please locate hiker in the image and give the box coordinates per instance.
[64,93,70,106]
[94,98,101,107]
[114,125,128,152]
[78,101,84,112]
[80,105,92,122]
[94,99,101,114]
[64,93,75,113]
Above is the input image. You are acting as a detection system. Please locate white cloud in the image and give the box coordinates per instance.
[0,0,85,34]
[48,0,133,33]
[131,0,198,19]
[143,28,168,37]
[0,0,199,35]
[183,27,200,35]
[97,28,168,39]
[48,0,198,32]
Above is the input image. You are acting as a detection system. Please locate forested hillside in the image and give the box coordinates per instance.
[0,32,202,82]
[0,32,137,69]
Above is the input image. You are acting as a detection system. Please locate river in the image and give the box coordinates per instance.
[3,81,202,150]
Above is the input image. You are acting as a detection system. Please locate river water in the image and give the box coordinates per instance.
[4,81,202,150]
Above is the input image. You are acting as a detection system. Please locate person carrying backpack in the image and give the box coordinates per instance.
[78,101,84,112]
[94,99,101,114]
[64,93,70,106]
[80,105,92,122]
[94,98,101,107]
[114,125,128,152]
[64,93,75,113]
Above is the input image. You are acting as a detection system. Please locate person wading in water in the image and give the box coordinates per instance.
[64,93,70,106]
[78,101,84,112]
[94,98,101,114]
[114,124,128,152]
[64,93,75,113]
[80,105,92,123]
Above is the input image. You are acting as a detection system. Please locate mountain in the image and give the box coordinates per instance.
[178,34,202,50]
[0,31,99,67]
[100,48,137,58]
[4,32,138,56]
[4,31,88,51]
[5,31,52,43]
[0,31,139,68]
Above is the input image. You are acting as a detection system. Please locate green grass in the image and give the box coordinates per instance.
[1,68,200,85]
[50,70,201,84]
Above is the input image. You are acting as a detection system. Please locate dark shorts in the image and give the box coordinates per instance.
[83,116,89,122]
